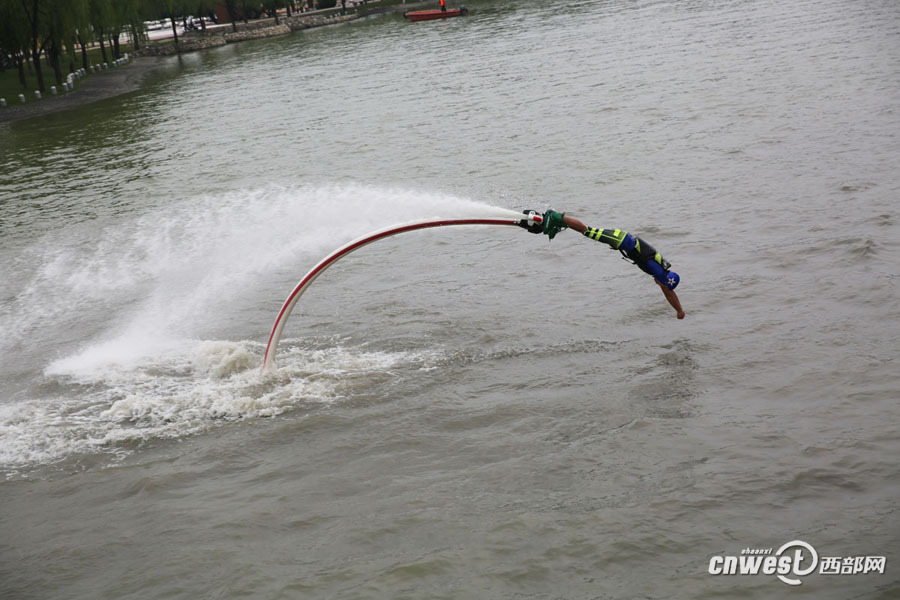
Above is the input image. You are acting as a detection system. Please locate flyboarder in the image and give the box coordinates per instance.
[519,209,686,319]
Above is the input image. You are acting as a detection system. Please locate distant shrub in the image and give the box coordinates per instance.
[317,0,338,8]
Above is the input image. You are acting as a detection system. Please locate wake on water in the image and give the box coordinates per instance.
[0,183,525,474]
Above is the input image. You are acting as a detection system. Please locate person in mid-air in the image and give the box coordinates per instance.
[519,209,686,319]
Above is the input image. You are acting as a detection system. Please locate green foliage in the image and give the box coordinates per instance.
[0,0,154,91]
[0,0,30,55]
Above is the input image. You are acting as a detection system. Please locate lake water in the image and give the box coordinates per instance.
[1,0,899,597]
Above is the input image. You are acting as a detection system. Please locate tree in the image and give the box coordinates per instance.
[43,0,65,86]
[0,0,33,89]
[263,0,283,24]
[21,0,48,92]
[88,0,112,64]
[223,0,238,32]
[156,0,185,50]
[2,0,151,94]
[42,0,89,86]
[194,0,213,31]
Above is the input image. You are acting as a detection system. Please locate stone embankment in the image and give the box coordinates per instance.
[135,13,359,56]
[223,24,292,43]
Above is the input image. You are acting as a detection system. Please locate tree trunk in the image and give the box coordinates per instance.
[77,34,88,69]
[16,53,28,89]
[51,56,62,86]
[170,16,180,50]
[30,43,45,92]
[65,36,76,74]
[226,0,238,31]
[48,38,63,86]
[98,27,108,64]
[28,0,45,92]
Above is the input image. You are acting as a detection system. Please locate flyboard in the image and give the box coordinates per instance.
[261,209,543,372]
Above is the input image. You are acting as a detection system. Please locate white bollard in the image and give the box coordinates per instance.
[35,91,41,99]
[0,98,6,108]
[50,86,57,95]
[19,94,26,103]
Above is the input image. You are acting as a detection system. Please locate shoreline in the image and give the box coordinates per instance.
[0,7,384,124]
[0,57,165,124]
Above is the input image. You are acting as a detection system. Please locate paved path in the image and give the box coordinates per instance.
[0,58,165,124]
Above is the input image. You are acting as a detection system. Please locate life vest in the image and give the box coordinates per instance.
[584,228,672,274]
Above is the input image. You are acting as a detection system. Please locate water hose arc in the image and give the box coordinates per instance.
[262,212,542,371]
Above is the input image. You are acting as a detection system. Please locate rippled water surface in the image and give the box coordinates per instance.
[1,0,899,598]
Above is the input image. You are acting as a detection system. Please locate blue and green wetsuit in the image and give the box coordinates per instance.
[583,227,678,289]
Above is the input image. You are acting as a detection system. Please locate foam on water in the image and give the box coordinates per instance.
[2,338,433,474]
[0,183,515,473]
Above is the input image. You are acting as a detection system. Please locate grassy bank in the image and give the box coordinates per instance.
[0,45,136,107]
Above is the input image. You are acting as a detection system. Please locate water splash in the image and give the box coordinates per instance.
[0,182,518,473]
[4,182,518,359]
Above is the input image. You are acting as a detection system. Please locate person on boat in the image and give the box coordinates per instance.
[440,0,447,11]
[519,209,686,319]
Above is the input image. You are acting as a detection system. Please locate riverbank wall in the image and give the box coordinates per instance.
[134,13,360,57]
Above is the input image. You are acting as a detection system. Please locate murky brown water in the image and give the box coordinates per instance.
[2,0,899,597]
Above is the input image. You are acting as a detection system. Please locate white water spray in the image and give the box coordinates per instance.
[0,182,528,472]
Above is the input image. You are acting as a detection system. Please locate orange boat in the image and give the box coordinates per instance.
[404,6,468,22]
